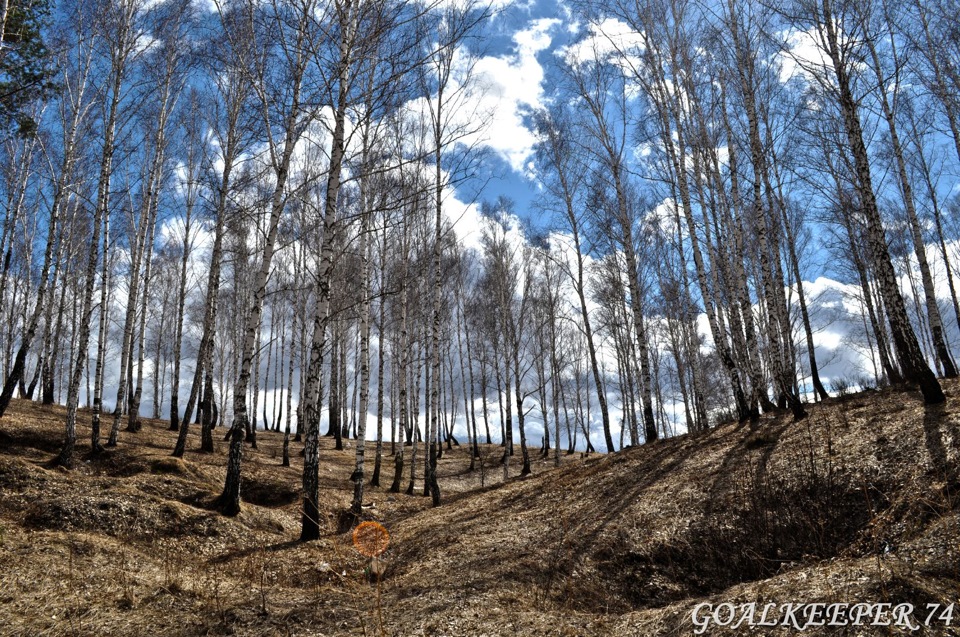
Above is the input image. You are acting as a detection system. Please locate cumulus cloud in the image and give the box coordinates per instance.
[777,27,833,84]
[777,24,872,95]
[558,17,645,69]
[468,17,559,176]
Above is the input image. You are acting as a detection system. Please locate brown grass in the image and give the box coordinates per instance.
[1,381,959,636]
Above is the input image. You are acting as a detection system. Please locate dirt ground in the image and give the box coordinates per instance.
[1,381,959,636]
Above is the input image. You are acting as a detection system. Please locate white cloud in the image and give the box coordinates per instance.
[777,28,832,84]
[400,17,556,179]
[467,17,558,176]
[447,196,486,252]
[559,17,645,69]
[641,197,679,238]
[776,25,867,89]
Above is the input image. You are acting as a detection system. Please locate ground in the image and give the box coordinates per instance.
[0,381,959,636]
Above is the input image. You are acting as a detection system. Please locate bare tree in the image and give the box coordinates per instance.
[859,1,956,378]
[218,0,324,516]
[57,0,146,466]
[533,106,614,449]
[168,89,202,431]
[420,0,491,504]
[301,0,421,537]
[106,0,193,444]
[0,6,95,419]
[778,0,944,403]
[562,46,657,444]
[173,2,256,458]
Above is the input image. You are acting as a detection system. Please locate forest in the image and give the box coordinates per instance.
[1,0,960,545]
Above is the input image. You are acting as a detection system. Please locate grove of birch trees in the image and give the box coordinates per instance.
[1,0,960,528]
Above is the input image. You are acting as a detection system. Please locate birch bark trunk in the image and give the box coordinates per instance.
[58,0,135,465]
[90,206,110,451]
[0,38,95,419]
[864,30,956,378]
[724,0,806,418]
[300,0,358,538]
[639,31,753,420]
[821,0,944,403]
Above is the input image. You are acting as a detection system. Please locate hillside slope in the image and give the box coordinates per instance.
[384,381,960,635]
[1,382,959,636]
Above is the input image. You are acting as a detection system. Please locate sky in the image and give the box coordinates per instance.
[83,0,583,434]
[443,0,575,231]
[59,0,960,451]
[421,0,960,447]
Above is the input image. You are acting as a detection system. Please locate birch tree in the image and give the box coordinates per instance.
[778,0,945,404]
[0,10,92,419]
[533,106,613,449]
[109,0,192,442]
[218,0,323,516]
[419,0,491,504]
[57,0,146,466]
[301,0,421,537]
[173,2,256,458]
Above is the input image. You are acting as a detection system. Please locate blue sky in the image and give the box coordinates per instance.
[451,1,576,226]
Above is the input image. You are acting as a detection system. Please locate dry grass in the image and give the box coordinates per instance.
[1,382,959,636]
[0,399,576,636]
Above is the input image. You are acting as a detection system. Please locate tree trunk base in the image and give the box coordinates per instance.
[51,446,74,469]
[338,509,360,534]
[300,498,321,542]
[919,375,947,405]
[213,493,240,517]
